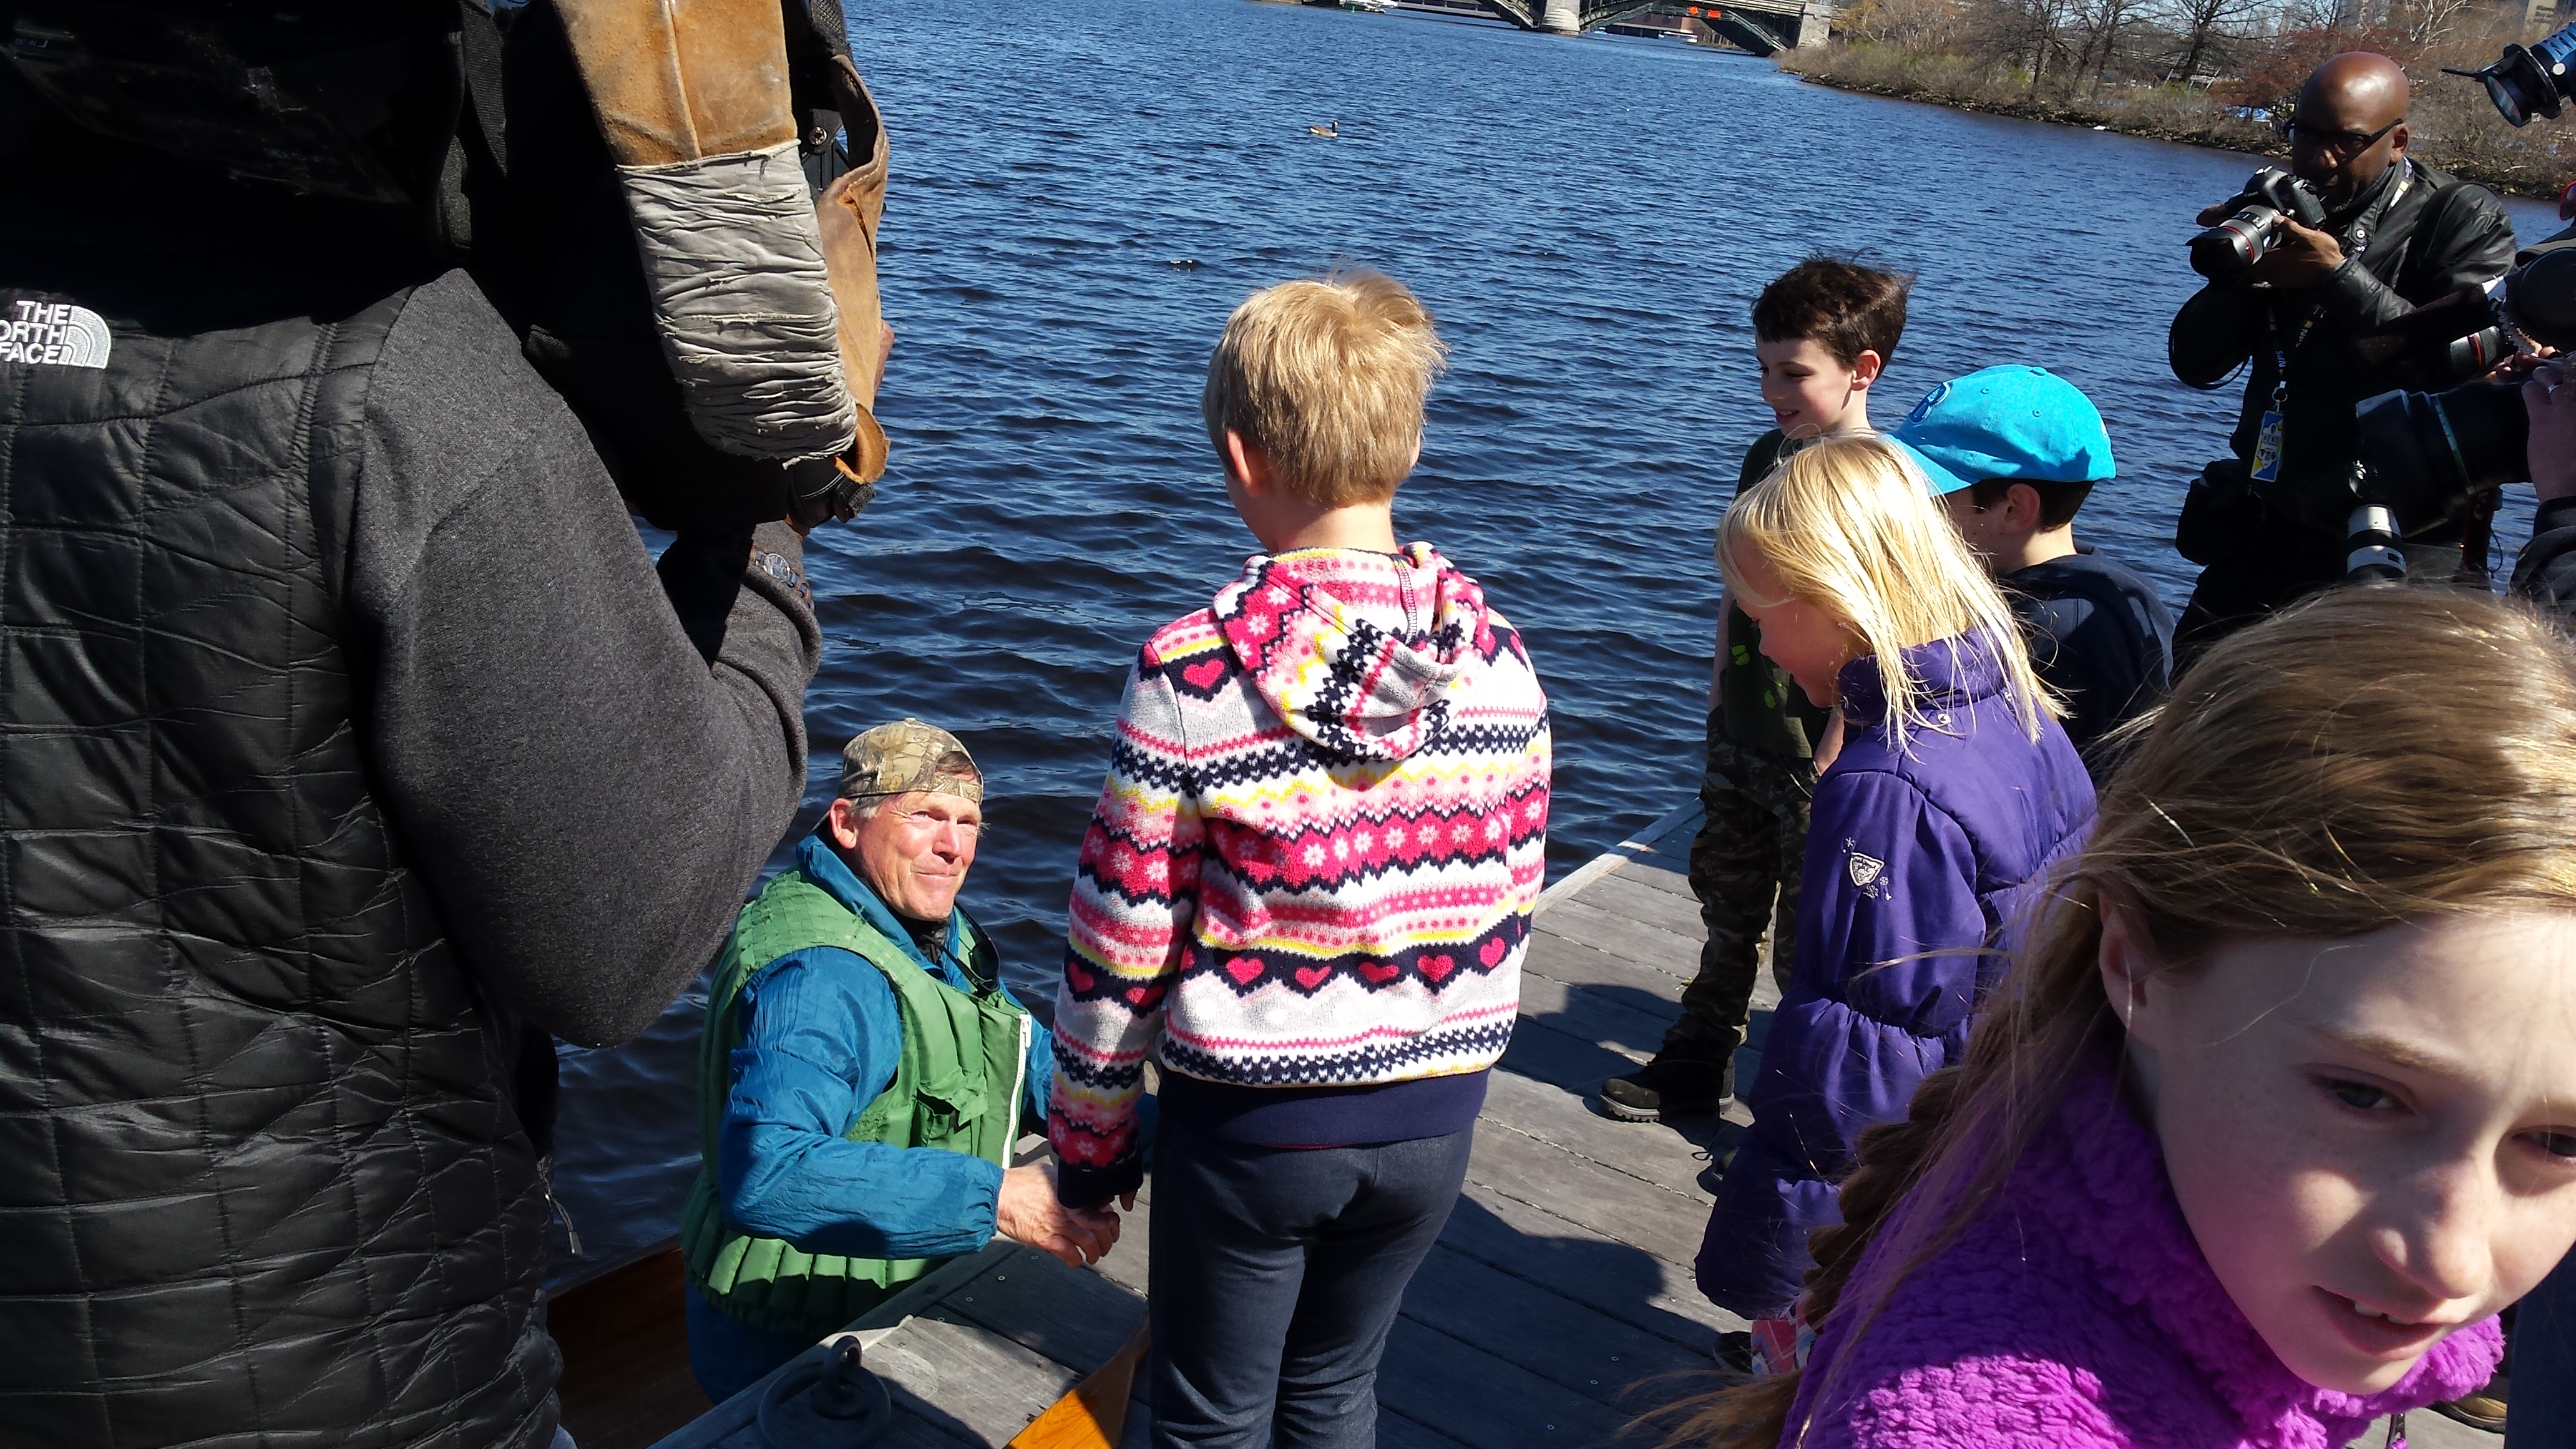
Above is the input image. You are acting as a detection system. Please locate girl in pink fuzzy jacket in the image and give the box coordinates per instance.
[1666,585,2574,1449]
[1048,270,1550,1449]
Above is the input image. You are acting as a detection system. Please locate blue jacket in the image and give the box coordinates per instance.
[716,836,1056,1260]
[1697,634,2096,1319]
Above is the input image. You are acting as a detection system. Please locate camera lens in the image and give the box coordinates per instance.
[2190,209,2276,281]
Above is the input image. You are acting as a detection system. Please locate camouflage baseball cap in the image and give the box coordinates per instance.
[841,718,983,804]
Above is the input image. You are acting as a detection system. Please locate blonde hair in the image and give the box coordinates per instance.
[1201,268,1450,507]
[1652,585,2576,1449]
[1716,435,2052,753]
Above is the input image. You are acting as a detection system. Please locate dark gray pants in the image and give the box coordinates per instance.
[1148,1115,1473,1449]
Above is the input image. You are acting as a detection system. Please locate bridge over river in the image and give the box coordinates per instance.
[1392,0,1832,53]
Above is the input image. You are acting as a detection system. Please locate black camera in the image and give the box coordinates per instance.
[2190,167,2330,281]
[2451,22,2576,127]
[2338,249,2576,578]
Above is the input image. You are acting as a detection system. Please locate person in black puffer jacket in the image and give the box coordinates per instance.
[0,6,869,1447]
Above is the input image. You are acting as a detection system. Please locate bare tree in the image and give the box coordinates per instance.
[2387,0,2479,45]
[2071,0,2139,90]
[2153,0,2266,82]
[1961,0,2064,85]
[1843,0,1973,49]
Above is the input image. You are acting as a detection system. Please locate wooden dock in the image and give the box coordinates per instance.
[648,803,2481,1449]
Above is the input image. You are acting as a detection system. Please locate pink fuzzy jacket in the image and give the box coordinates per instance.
[1782,1056,2504,1448]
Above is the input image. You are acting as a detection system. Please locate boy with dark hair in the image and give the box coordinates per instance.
[1892,365,2175,777]
[1597,255,1908,1124]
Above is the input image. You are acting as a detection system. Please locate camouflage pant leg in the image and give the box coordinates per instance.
[1665,721,1815,1063]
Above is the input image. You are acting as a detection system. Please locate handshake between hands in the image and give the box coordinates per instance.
[995,1161,1131,1269]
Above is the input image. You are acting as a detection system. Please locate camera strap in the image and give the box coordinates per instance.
[2255,168,2410,484]
[2255,309,2319,482]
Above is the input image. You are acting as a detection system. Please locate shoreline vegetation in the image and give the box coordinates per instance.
[1770,1,2576,203]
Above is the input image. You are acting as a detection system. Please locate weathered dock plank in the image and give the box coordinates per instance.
[1465,1116,1713,1269]
[1395,1242,1714,1403]
[938,1243,1145,1378]
[1614,860,1695,900]
[1442,1181,1734,1340]
[1498,1011,1654,1096]
[1513,972,1673,1066]
[1530,899,1700,986]
[879,1310,1084,1443]
[1523,928,1699,1007]
[1377,1317,1635,1449]
[1564,867,1710,944]
[1380,1405,1480,1449]
[1477,1065,1729,1200]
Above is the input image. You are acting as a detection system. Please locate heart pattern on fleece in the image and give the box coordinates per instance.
[1179,658,1228,693]
[1169,934,1520,998]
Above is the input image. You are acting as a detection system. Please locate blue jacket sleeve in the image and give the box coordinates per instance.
[1699,769,1988,1320]
[716,947,1007,1261]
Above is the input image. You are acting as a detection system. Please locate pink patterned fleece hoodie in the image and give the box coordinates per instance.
[1046,544,1550,1203]
[1783,1055,2504,1448]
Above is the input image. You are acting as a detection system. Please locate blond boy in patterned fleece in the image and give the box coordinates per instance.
[1047,270,1551,1449]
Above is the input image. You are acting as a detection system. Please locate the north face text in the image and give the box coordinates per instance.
[2,300,112,368]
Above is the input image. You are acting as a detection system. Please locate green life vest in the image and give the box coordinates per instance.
[678,867,1031,1339]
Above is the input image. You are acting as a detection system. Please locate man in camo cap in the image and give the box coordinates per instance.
[678,719,1117,1403]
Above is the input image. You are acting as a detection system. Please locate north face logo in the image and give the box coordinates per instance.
[1848,851,1886,890]
[3,300,111,369]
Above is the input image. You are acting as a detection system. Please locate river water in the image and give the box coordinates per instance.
[547,0,2565,1279]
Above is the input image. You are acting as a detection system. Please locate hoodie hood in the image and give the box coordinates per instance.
[1210,544,1497,761]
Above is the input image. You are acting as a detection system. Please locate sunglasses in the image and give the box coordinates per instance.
[2275,114,2401,159]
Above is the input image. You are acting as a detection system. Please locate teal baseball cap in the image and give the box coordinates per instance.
[1888,366,2116,496]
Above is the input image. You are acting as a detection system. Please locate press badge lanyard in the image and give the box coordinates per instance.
[2250,310,2319,483]
[2250,166,2411,484]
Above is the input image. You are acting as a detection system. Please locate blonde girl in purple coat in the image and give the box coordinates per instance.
[1667,585,2575,1448]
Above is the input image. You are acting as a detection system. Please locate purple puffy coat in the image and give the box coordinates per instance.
[1779,1055,2502,1447]
[1698,633,2095,1319]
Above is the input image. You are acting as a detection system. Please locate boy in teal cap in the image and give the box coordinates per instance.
[1891,366,2175,778]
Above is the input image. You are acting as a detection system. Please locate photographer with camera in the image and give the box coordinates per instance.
[2169,52,2517,661]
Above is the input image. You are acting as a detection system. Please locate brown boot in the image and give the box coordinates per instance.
[2431,1370,2509,1433]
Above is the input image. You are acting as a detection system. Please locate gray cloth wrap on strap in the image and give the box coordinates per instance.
[618,141,859,461]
